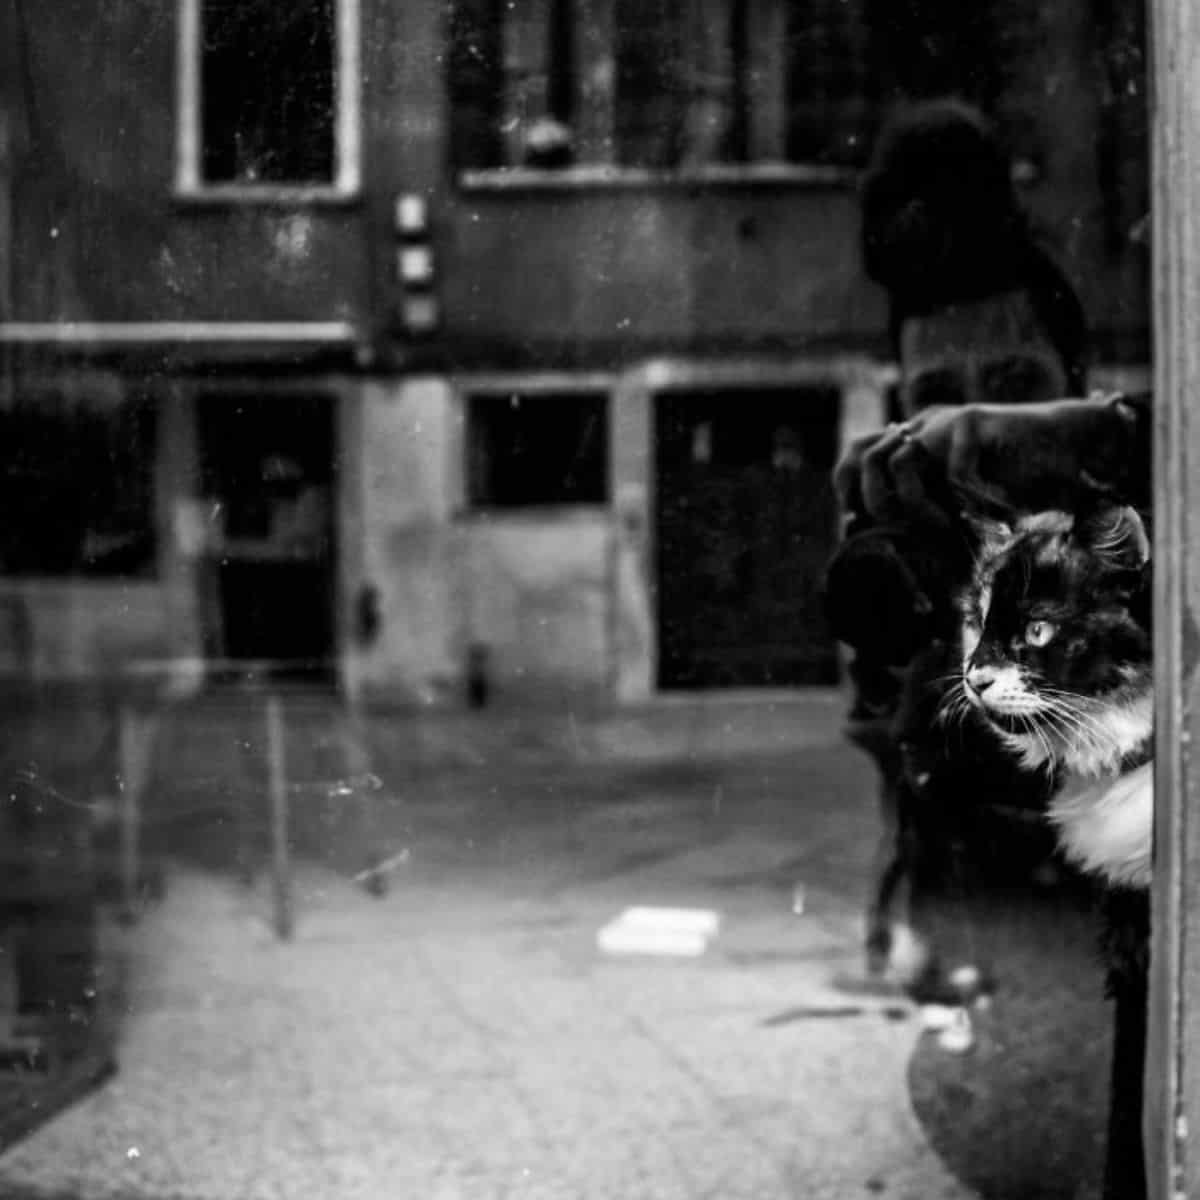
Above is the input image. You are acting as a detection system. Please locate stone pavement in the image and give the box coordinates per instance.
[0,689,976,1200]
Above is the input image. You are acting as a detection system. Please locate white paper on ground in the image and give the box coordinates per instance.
[596,925,709,957]
[615,907,721,935]
[596,906,722,957]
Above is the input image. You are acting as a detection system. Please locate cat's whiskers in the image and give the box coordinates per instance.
[967,675,1101,772]
[935,681,973,728]
[1017,711,1055,769]
[1045,691,1125,741]
[1038,685,1110,712]
[1035,704,1094,769]
[1035,703,1078,749]
[1039,689,1151,776]
[1038,697,1106,763]
[1037,693,1094,739]
[928,669,969,687]
[999,723,1050,772]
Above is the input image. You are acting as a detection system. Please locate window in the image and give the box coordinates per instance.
[177,0,361,197]
[448,0,878,173]
[0,391,157,578]
[446,0,1057,179]
[467,392,609,508]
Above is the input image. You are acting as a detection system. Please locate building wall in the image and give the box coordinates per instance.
[0,353,1140,702]
[344,378,461,706]
[341,376,613,708]
[1,0,1149,355]
[378,0,1150,363]
[438,185,883,364]
[457,514,612,705]
[0,377,202,687]
[0,0,1151,704]
[0,581,171,680]
[1,1,368,327]
[0,366,617,704]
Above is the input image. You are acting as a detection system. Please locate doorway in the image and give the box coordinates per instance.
[654,386,841,689]
[196,393,337,681]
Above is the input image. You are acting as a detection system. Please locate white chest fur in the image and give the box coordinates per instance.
[1049,761,1153,889]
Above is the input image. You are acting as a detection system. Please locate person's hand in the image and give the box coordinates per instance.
[833,395,1143,524]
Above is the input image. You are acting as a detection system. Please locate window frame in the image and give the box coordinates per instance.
[455,161,857,193]
[448,0,870,190]
[456,375,615,514]
[1147,2,1199,1194]
[175,0,362,203]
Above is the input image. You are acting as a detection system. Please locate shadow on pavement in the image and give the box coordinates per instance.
[908,880,1111,1200]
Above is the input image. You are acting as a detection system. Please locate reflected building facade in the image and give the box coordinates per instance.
[0,0,1149,708]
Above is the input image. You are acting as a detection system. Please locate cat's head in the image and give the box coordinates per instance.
[952,505,1152,775]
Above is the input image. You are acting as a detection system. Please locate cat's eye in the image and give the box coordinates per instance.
[1024,619,1057,648]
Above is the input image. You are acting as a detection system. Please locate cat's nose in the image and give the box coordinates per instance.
[966,668,996,696]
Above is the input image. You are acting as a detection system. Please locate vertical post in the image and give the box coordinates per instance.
[175,0,200,193]
[1148,1,1200,1195]
[342,698,385,895]
[745,0,787,162]
[502,0,552,164]
[234,769,255,888]
[266,694,292,941]
[0,108,13,321]
[117,705,142,924]
[574,0,616,164]
[610,369,653,702]
[678,0,736,165]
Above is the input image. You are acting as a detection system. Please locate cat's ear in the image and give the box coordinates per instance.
[1075,505,1150,570]
[960,512,1012,558]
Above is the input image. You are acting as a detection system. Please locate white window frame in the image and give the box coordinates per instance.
[175,0,362,202]
[453,373,616,513]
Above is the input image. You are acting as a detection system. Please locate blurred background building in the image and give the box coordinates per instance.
[0,0,1150,710]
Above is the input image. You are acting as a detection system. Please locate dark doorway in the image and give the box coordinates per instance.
[196,394,337,681]
[655,387,841,689]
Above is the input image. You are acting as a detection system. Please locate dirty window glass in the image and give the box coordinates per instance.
[200,0,337,184]
[0,391,156,577]
[0,0,1154,1197]
[467,391,609,507]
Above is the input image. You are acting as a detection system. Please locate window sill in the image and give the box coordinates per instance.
[0,573,160,587]
[456,162,859,193]
[455,504,610,522]
[171,185,363,209]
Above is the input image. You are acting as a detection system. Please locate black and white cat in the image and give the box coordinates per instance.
[944,506,1153,888]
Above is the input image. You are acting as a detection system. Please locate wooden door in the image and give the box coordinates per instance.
[654,386,840,689]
